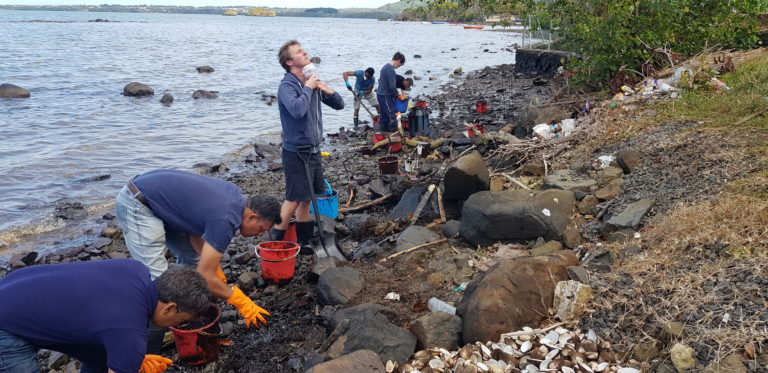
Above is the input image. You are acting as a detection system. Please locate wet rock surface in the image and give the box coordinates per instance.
[0,83,31,98]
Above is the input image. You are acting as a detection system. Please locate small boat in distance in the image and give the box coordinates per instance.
[463,25,485,29]
[448,22,461,25]
[431,21,445,24]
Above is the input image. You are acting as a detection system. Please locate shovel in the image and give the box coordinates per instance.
[296,146,347,261]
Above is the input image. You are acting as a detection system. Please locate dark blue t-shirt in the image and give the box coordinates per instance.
[0,259,157,373]
[134,169,246,253]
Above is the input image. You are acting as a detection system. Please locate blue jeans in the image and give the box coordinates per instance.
[377,94,396,132]
[0,330,107,373]
[0,330,38,373]
[115,185,199,279]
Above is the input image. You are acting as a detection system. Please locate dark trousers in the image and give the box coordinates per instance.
[0,329,108,373]
[376,94,396,132]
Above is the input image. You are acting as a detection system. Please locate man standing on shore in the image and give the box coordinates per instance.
[342,67,379,127]
[0,259,210,373]
[376,52,406,132]
[115,169,281,328]
[270,40,344,250]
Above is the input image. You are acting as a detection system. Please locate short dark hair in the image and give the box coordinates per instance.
[278,40,300,73]
[248,194,282,225]
[405,78,414,87]
[365,67,374,77]
[393,52,405,65]
[155,265,210,314]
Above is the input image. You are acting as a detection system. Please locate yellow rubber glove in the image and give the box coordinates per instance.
[320,151,330,157]
[140,354,172,373]
[215,266,227,283]
[226,286,270,328]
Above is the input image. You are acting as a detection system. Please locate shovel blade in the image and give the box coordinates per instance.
[314,232,346,261]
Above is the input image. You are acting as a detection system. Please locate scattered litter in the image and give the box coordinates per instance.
[596,155,616,169]
[709,77,730,91]
[384,292,401,301]
[633,232,641,239]
[533,118,577,140]
[427,297,456,314]
[454,282,468,292]
[542,208,551,217]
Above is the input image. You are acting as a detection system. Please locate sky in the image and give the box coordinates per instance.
[0,0,397,8]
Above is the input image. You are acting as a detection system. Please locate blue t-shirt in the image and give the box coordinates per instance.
[134,169,246,253]
[0,259,156,373]
[353,70,375,92]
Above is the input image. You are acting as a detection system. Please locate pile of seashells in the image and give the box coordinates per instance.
[388,326,642,373]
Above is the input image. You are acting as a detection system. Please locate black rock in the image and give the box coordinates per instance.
[54,198,87,220]
[404,70,413,75]
[196,65,214,73]
[159,93,174,104]
[123,82,154,97]
[413,54,422,58]
[191,90,218,99]
[0,83,31,99]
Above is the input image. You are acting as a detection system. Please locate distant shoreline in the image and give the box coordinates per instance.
[0,5,400,19]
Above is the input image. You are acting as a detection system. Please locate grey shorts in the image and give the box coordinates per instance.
[282,149,325,202]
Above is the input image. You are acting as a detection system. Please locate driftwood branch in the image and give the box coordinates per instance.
[339,194,392,213]
[437,186,446,222]
[344,189,355,208]
[733,107,768,126]
[493,173,532,191]
[379,238,449,263]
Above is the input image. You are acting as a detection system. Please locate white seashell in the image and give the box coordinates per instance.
[545,348,560,360]
[481,344,492,358]
[617,369,640,373]
[525,364,539,373]
[539,359,551,371]
[586,330,597,342]
[579,362,594,373]
[476,362,489,372]
[541,331,560,347]
[558,333,572,347]
[561,367,575,373]
[523,326,534,332]
[555,327,569,334]
[520,341,533,353]
[595,362,609,372]
[428,358,445,369]
[385,360,395,373]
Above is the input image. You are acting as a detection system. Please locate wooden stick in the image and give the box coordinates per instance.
[379,238,449,263]
[733,107,768,126]
[494,173,532,191]
[410,184,436,225]
[344,189,355,208]
[339,194,392,213]
[425,219,443,228]
[499,321,570,337]
[436,186,446,223]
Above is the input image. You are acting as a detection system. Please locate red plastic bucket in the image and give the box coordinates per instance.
[476,100,488,113]
[388,133,402,153]
[169,304,222,366]
[255,241,300,283]
[415,100,428,108]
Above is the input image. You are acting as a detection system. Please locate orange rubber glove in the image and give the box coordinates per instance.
[215,266,227,283]
[140,354,172,373]
[226,286,270,328]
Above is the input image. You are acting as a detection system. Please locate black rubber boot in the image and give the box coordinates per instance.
[269,227,285,241]
[353,117,359,128]
[295,221,316,255]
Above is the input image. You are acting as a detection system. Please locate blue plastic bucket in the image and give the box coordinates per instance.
[394,97,408,113]
[310,180,339,219]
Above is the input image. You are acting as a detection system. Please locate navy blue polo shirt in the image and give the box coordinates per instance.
[134,169,246,253]
[0,259,157,373]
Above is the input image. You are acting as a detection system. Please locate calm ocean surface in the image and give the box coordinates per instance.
[0,10,521,259]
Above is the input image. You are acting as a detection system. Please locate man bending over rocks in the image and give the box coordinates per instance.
[271,40,344,249]
[115,169,281,328]
[0,259,210,373]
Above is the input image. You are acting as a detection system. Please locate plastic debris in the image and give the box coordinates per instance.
[384,292,401,301]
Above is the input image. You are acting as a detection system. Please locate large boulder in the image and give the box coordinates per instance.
[122,82,154,97]
[459,189,575,246]
[305,350,384,373]
[192,90,218,99]
[443,151,489,200]
[410,312,462,350]
[456,251,579,343]
[0,83,31,98]
[325,304,417,364]
[317,267,364,305]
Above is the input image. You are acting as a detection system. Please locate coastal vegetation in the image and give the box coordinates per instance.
[246,7,276,17]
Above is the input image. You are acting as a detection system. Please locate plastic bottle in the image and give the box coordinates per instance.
[427,297,456,314]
